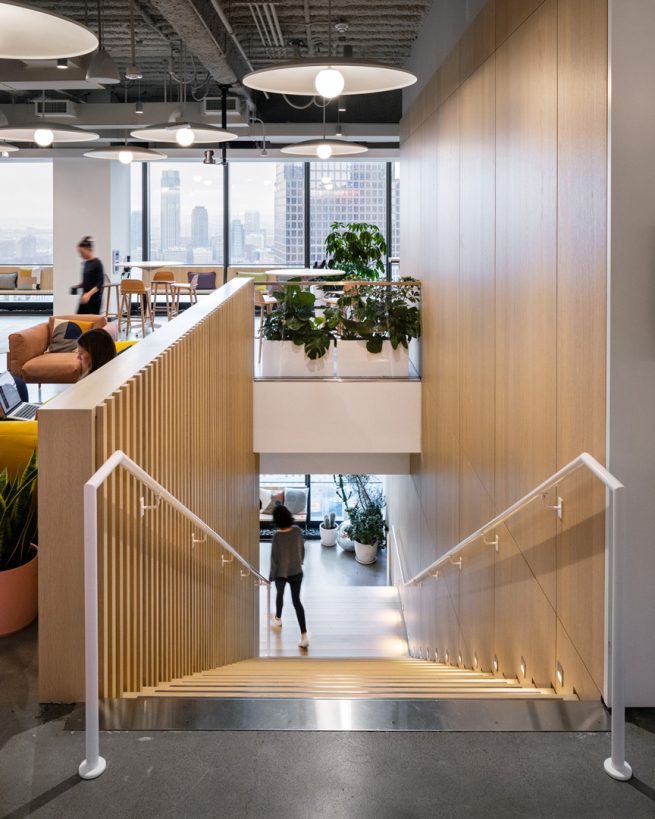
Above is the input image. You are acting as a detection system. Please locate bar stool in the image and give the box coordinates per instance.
[150,269,175,320]
[254,289,278,362]
[170,273,199,316]
[118,279,154,337]
[102,275,121,321]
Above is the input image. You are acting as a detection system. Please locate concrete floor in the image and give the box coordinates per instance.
[2,624,655,818]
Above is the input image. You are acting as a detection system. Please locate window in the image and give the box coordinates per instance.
[309,161,388,267]
[0,161,53,263]
[130,163,143,262]
[230,162,305,266]
[309,474,384,524]
[391,161,400,261]
[147,161,224,264]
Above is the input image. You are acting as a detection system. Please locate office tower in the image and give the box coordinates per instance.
[230,218,245,262]
[273,163,304,265]
[191,206,209,248]
[160,170,180,252]
[131,211,142,246]
[309,162,387,266]
[244,210,260,234]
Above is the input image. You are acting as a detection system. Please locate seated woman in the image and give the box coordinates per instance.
[76,327,116,378]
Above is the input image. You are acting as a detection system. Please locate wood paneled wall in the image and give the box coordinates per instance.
[39,279,258,701]
[391,0,608,698]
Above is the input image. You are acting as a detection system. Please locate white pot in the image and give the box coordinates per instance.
[261,340,333,377]
[338,521,355,552]
[336,339,410,377]
[319,524,339,547]
[354,540,378,565]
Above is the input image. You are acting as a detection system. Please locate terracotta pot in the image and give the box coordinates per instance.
[0,546,38,637]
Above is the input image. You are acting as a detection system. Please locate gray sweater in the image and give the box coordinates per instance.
[269,526,305,580]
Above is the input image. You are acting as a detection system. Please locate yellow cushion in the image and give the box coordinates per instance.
[0,421,38,480]
[115,340,138,353]
[18,268,32,278]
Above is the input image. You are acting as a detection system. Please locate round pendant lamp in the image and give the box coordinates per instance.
[0,123,99,146]
[280,138,368,159]
[243,58,417,98]
[0,1,98,60]
[84,146,167,163]
[131,122,238,146]
[0,142,18,157]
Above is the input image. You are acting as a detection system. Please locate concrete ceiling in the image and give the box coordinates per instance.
[0,0,431,124]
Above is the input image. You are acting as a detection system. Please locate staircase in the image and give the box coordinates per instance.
[143,658,570,700]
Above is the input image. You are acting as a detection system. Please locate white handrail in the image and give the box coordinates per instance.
[78,449,270,781]
[394,451,631,782]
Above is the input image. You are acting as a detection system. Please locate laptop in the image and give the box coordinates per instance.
[0,371,39,421]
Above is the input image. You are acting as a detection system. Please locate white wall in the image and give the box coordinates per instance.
[52,158,130,314]
[403,0,486,111]
[608,0,655,706]
[254,381,421,455]
[260,453,410,474]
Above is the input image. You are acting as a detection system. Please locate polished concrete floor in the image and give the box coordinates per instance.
[2,623,655,818]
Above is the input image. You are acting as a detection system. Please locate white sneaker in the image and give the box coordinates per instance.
[298,634,309,648]
[271,616,282,628]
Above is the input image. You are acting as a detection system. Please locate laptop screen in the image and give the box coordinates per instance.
[0,371,21,416]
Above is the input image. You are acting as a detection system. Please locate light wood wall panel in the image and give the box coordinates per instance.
[39,279,258,701]
[393,0,608,698]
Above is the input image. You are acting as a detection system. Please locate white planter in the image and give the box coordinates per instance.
[336,340,410,377]
[354,540,378,565]
[338,521,355,552]
[261,340,333,377]
[319,524,339,547]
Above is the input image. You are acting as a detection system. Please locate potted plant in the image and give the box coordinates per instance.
[334,474,386,562]
[336,279,421,377]
[260,285,340,377]
[324,221,387,281]
[0,450,38,636]
[334,473,356,551]
[319,511,338,547]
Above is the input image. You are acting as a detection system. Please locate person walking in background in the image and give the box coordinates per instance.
[269,504,309,649]
[74,236,104,315]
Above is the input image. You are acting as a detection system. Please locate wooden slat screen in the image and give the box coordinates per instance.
[39,279,259,702]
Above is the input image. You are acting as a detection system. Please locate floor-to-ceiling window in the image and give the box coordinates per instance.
[0,161,53,264]
[308,161,388,267]
[147,161,224,264]
[230,162,305,266]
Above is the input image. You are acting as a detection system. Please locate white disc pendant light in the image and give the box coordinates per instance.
[131,122,238,146]
[281,139,368,159]
[84,146,168,163]
[0,1,98,60]
[0,123,99,145]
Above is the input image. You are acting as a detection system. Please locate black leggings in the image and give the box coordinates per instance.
[275,573,306,633]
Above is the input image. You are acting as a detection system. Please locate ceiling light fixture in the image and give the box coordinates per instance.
[131,121,238,146]
[0,143,18,157]
[135,100,144,115]
[203,149,216,165]
[84,146,167,162]
[0,122,99,145]
[0,1,98,60]
[57,58,69,70]
[86,0,120,84]
[280,98,367,159]
[125,0,143,80]
[243,1,416,98]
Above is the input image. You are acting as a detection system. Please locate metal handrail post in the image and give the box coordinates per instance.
[266,583,271,657]
[604,484,632,780]
[78,482,106,780]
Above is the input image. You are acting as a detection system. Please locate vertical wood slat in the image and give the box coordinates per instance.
[91,283,258,698]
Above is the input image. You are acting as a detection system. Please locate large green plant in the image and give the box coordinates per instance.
[324,221,387,280]
[261,285,340,360]
[339,278,421,353]
[334,474,386,546]
[0,450,38,572]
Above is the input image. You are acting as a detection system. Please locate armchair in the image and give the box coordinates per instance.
[8,314,110,385]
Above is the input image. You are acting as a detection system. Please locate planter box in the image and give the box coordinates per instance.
[261,340,334,378]
[336,340,410,377]
[0,546,38,636]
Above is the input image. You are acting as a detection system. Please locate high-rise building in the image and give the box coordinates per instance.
[244,211,260,234]
[273,164,304,266]
[191,206,209,248]
[160,170,180,252]
[309,162,387,266]
[230,218,245,261]
[131,211,142,249]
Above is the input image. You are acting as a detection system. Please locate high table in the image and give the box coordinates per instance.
[127,261,183,287]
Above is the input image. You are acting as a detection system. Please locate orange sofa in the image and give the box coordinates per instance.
[8,315,113,385]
